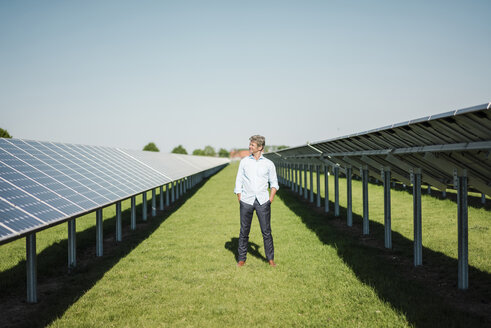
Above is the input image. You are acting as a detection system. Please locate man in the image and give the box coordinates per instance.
[234,135,279,267]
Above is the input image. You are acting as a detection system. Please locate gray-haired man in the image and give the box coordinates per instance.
[234,135,279,267]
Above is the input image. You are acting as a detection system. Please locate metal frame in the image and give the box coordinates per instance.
[265,102,491,290]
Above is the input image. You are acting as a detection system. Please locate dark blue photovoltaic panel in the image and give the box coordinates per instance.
[24,140,112,205]
[0,224,13,240]
[0,179,63,223]
[0,137,229,244]
[83,144,164,190]
[16,140,107,209]
[41,142,121,200]
[105,146,169,189]
[0,198,43,236]
[80,145,150,193]
[65,144,134,197]
[0,157,83,216]
[0,145,91,211]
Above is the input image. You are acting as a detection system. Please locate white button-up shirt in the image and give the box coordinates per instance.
[234,154,279,205]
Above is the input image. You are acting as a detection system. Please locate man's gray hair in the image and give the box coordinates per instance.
[249,135,266,148]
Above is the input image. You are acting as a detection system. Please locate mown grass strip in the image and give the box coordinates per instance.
[302,170,490,273]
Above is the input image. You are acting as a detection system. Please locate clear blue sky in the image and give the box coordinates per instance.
[1,1,490,152]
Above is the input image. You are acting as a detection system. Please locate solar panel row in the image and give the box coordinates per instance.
[264,102,490,291]
[0,138,229,244]
[264,103,491,195]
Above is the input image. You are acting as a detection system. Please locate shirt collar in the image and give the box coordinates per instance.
[248,153,264,160]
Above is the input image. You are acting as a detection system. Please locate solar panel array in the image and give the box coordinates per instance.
[264,102,491,195]
[263,102,490,291]
[0,138,229,244]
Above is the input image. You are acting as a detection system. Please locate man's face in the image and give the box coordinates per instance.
[249,141,263,154]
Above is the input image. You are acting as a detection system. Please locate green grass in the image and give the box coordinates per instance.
[0,163,489,327]
[297,169,491,273]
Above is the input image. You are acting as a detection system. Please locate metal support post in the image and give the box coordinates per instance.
[316,165,321,207]
[278,163,282,184]
[68,219,76,269]
[427,184,431,195]
[324,165,329,213]
[116,202,122,242]
[183,178,187,194]
[288,164,291,188]
[362,166,369,235]
[456,170,468,289]
[442,190,446,198]
[334,166,340,217]
[283,163,286,186]
[294,164,298,192]
[347,166,352,226]
[160,186,164,210]
[26,233,37,303]
[283,163,287,186]
[280,163,283,185]
[279,163,283,185]
[175,181,179,200]
[309,164,314,203]
[382,168,392,249]
[142,192,147,221]
[290,164,295,191]
[152,189,156,217]
[291,164,294,189]
[176,180,179,199]
[303,165,308,200]
[96,208,103,257]
[171,182,175,203]
[165,184,170,207]
[283,163,286,185]
[412,169,422,266]
[299,164,303,196]
[482,193,486,204]
[131,196,136,230]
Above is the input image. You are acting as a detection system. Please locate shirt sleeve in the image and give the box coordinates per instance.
[234,159,245,194]
[268,161,279,191]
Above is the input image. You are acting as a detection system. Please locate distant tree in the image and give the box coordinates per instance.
[203,145,216,157]
[277,145,289,150]
[218,148,229,158]
[193,149,205,156]
[172,145,188,154]
[0,128,12,138]
[143,142,159,152]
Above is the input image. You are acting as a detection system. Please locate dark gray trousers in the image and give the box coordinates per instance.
[238,199,274,262]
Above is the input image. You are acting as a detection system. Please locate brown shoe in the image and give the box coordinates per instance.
[237,261,245,267]
[269,260,276,267]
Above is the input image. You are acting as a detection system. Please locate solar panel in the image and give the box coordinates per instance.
[0,138,230,245]
[264,102,491,291]
[0,197,44,235]
[81,145,157,193]
[265,102,491,195]
[15,139,112,206]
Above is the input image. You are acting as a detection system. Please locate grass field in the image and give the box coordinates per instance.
[0,162,489,327]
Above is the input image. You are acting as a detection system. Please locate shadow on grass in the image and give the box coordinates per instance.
[276,187,491,327]
[0,175,217,328]
[350,175,490,211]
[224,237,268,263]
